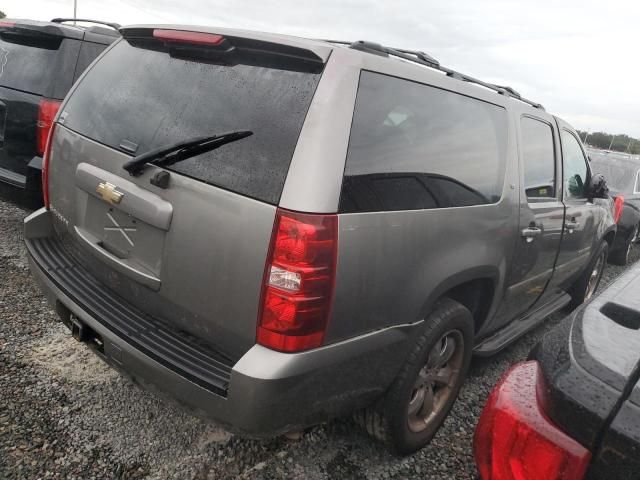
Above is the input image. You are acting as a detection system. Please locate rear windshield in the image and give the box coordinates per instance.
[0,32,64,96]
[61,38,323,205]
[589,159,639,193]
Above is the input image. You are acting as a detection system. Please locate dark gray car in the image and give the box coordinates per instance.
[24,25,616,454]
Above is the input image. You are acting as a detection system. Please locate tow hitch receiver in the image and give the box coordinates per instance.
[70,313,89,342]
[56,301,104,353]
[69,313,104,353]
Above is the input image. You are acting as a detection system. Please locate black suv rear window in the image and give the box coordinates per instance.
[589,159,637,194]
[340,71,508,213]
[61,38,323,205]
[0,33,69,96]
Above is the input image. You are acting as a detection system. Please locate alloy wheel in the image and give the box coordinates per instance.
[585,252,605,300]
[625,226,638,262]
[407,330,464,433]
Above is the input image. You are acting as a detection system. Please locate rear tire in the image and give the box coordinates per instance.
[569,241,608,308]
[354,298,473,454]
[609,225,637,266]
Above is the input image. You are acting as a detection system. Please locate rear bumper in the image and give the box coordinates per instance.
[25,208,415,435]
[0,156,42,190]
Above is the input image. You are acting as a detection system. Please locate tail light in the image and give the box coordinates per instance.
[474,361,591,480]
[36,99,61,156]
[257,208,338,353]
[613,195,624,224]
[41,122,56,209]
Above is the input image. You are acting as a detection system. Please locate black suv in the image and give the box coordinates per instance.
[0,18,119,199]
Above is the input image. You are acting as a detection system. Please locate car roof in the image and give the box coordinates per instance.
[121,24,548,116]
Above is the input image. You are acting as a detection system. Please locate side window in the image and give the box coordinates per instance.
[561,130,589,199]
[635,170,640,194]
[521,117,556,199]
[339,71,509,213]
[73,42,108,83]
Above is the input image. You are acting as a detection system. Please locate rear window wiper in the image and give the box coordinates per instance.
[122,130,253,176]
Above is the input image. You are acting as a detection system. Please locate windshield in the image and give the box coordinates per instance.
[61,38,323,204]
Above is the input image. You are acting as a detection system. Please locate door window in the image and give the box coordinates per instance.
[73,41,108,82]
[521,117,556,200]
[561,130,589,199]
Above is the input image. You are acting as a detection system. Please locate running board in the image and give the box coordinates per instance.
[473,291,571,357]
[0,166,26,188]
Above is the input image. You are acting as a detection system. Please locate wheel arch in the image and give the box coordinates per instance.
[603,227,616,249]
[418,267,500,336]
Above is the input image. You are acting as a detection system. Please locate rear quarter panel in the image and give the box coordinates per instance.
[328,202,516,342]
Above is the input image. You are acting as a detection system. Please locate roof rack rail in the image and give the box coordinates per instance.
[50,18,121,31]
[493,85,522,99]
[320,39,544,110]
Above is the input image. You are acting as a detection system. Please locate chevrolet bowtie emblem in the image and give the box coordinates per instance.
[96,181,124,205]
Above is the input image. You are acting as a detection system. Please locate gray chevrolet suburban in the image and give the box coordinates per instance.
[24,25,616,454]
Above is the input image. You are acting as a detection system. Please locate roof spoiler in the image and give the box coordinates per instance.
[121,28,325,72]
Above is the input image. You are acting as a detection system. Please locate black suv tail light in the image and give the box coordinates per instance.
[613,195,625,224]
[36,98,61,156]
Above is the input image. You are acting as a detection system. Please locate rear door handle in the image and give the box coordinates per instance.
[521,227,542,243]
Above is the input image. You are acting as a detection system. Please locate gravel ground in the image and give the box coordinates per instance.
[1,191,638,480]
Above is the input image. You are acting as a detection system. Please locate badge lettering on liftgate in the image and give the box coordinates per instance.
[96,181,124,205]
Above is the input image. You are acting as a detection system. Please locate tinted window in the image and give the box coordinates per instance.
[73,41,107,82]
[0,32,63,95]
[62,39,322,205]
[561,130,589,199]
[521,117,555,199]
[340,71,508,213]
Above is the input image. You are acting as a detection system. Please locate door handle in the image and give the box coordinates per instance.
[521,227,542,243]
[566,219,580,233]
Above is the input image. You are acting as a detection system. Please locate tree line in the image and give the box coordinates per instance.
[577,130,640,155]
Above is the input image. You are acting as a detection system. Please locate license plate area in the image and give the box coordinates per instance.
[73,162,173,289]
[82,195,165,276]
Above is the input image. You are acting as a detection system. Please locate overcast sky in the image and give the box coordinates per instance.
[7,0,640,137]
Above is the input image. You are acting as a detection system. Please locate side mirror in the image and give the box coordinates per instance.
[588,173,609,199]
